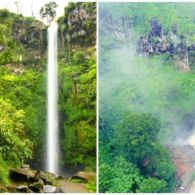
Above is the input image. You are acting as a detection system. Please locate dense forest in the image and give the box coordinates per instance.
[0,2,96,192]
[99,3,195,193]
[58,2,96,170]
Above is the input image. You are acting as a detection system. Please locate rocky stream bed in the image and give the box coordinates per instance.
[0,165,95,193]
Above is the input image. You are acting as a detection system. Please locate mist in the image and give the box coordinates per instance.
[99,20,195,148]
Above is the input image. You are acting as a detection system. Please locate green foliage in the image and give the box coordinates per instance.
[98,2,190,193]
[190,172,195,182]
[0,3,96,187]
[99,112,176,192]
[85,180,96,193]
[115,113,160,162]
[59,47,96,169]
[99,156,142,193]
[0,67,46,167]
[0,8,46,184]
[137,177,167,193]
[57,2,96,170]
[0,98,32,166]
[0,9,23,65]
[40,2,58,24]
[100,2,195,37]
[0,155,9,184]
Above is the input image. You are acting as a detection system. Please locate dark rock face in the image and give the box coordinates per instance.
[16,185,31,193]
[58,2,96,47]
[137,19,195,71]
[28,181,44,192]
[150,19,163,38]
[7,165,62,193]
[10,167,36,180]
[99,9,132,43]
[40,171,58,185]
[11,19,46,51]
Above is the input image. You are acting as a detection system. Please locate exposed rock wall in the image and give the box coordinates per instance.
[137,19,195,71]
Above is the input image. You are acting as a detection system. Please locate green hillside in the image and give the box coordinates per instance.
[99,3,195,193]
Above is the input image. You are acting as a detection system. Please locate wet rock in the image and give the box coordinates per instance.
[29,181,44,192]
[28,170,41,183]
[0,184,8,192]
[72,172,96,183]
[55,187,64,193]
[40,171,57,185]
[10,167,36,182]
[43,185,57,193]
[21,164,30,169]
[34,170,41,180]
[16,185,30,193]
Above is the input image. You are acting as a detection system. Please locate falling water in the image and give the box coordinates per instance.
[46,22,59,174]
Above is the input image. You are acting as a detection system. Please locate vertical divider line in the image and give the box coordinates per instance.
[96,0,99,193]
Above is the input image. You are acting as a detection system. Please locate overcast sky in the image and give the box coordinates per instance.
[0,0,68,22]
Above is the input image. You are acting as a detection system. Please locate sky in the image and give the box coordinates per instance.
[0,0,68,22]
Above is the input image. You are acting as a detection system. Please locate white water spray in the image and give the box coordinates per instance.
[46,22,59,174]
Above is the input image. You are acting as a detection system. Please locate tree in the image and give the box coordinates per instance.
[0,155,9,184]
[0,98,32,166]
[137,177,167,193]
[14,1,20,14]
[59,48,96,168]
[99,156,142,193]
[115,113,160,163]
[143,143,176,191]
[39,2,58,24]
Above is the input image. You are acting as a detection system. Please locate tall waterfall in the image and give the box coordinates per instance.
[46,22,59,174]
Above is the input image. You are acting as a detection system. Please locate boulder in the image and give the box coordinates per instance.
[10,166,36,182]
[16,185,30,193]
[43,185,57,193]
[55,187,64,193]
[21,164,30,169]
[40,171,58,185]
[72,172,96,183]
[29,180,44,192]
[28,170,41,183]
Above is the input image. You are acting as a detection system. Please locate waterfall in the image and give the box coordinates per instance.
[46,22,59,174]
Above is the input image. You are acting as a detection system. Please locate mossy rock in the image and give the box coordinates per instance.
[0,184,8,192]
